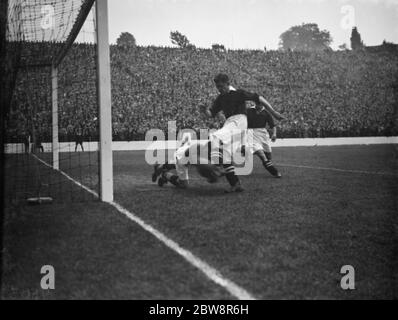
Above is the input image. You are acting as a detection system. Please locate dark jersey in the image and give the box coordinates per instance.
[211,89,260,119]
[75,128,84,143]
[247,108,275,129]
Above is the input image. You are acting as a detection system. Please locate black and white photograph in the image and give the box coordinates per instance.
[1,0,397,303]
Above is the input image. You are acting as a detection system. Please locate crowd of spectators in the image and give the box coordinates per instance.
[5,42,398,142]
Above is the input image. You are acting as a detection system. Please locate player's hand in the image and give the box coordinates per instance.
[274,112,286,121]
[271,135,277,142]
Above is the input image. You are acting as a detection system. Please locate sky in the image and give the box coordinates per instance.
[107,0,398,50]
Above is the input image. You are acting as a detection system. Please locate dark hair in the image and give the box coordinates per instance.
[214,73,229,85]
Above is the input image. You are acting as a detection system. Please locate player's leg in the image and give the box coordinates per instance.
[210,139,243,192]
[223,165,244,193]
[152,162,176,183]
[154,163,185,188]
[157,143,192,188]
[80,141,84,152]
[153,139,192,186]
[252,129,281,178]
[211,115,247,192]
[262,132,272,161]
[157,162,188,189]
[173,147,190,188]
[170,140,224,188]
[262,133,281,177]
[159,171,188,189]
[254,149,281,178]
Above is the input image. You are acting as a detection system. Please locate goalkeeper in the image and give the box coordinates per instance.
[151,136,226,189]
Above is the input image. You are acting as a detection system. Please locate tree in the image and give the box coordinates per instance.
[279,23,332,51]
[170,31,194,49]
[211,44,226,52]
[350,27,364,50]
[116,32,136,50]
[339,43,349,51]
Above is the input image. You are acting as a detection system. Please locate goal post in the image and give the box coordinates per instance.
[51,65,59,170]
[95,0,113,202]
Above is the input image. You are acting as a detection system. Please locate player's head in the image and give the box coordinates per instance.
[214,73,230,94]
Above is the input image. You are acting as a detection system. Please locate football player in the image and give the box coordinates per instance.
[199,73,284,192]
[74,125,84,152]
[151,137,225,189]
[246,103,282,178]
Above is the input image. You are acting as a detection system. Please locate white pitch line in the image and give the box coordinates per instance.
[31,154,255,300]
[32,154,99,198]
[279,163,397,177]
[111,201,255,300]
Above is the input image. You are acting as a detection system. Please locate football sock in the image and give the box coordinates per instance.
[208,140,240,186]
[223,165,239,187]
[256,151,279,176]
[207,141,212,161]
[209,146,223,165]
[263,160,279,176]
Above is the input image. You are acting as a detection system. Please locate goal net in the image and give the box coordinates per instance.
[4,0,112,204]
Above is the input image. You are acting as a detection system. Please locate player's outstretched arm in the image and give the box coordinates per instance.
[258,96,285,121]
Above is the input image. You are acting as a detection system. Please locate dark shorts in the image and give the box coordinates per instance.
[75,136,83,144]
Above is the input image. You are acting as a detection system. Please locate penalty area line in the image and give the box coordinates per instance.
[31,154,256,300]
[279,163,397,177]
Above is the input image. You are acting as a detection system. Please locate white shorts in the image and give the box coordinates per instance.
[247,128,272,154]
[210,114,248,164]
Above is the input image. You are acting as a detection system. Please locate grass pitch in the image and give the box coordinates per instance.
[2,145,397,299]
